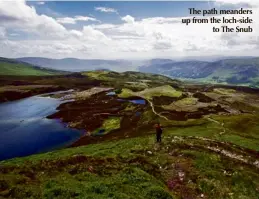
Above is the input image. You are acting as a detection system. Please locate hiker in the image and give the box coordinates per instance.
[154,122,163,143]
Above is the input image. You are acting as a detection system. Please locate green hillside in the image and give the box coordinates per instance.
[82,70,181,91]
[1,118,259,199]
[140,57,259,88]
[0,57,65,76]
[1,70,259,198]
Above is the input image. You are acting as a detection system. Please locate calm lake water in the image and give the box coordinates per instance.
[0,92,83,161]
[117,99,146,105]
[106,91,116,96]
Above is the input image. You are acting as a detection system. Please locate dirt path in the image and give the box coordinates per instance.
[132,91,170,121]
[207,117,226,134]
[147,99,169,121]
[171,136,259,169]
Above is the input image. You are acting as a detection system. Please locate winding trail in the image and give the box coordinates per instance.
[132,90,170,121]
[170,136,259,169]
[146,99,169,121]
[207,117,226,134]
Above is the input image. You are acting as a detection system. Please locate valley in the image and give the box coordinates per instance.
[0,67,259,199]
[9,56,259,88]
[139,57,259,88]
[1,0,258,198]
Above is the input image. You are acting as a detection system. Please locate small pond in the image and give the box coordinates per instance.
[117,99,146,105]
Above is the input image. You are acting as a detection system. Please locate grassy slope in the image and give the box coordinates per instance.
[92,117,121,135]
[83,71,176,82]
[1,113,259,199]
[0,58,64,76]
[163,58,259,88]
[118,85,182,100]
[196,58,259,88]
[82,71,181,91]
[1,71,259,198]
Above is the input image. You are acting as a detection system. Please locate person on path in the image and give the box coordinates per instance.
[154,122,163,143]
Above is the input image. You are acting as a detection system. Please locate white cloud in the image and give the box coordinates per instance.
[56,17,76,24]
[153,41,173,50]
[121,15,135,24]
[141,17,183,24]
[0,0,68,38]
[9,33,19,37]
[92,24,116,30]
[37,2,45,5]
[70,30,83,38]
[215,0,258,6]
[95,7,118,14]
[57,16,100,24]
[0,0,258,60]
[0,27,5,40]
[81,26,110,43]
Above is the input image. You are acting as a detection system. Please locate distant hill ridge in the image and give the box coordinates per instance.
[4,56,259,87]
[0,57,68,76]
[16,57,134,72]
[139,57,259,88]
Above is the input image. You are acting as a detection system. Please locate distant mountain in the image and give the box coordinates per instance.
[94,68,112,72]
[12,56,259,87]
[139,57,259,88]
[140,60,209,76]
[148,59,174,65]
[0,57,67,76]
[16,57,138,72]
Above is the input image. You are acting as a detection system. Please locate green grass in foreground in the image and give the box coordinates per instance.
[1,113,259,199]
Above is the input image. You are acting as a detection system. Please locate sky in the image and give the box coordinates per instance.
[0,0,258,59]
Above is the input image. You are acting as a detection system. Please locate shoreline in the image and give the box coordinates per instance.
[0,85,66,103]
[46,90,149,147]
